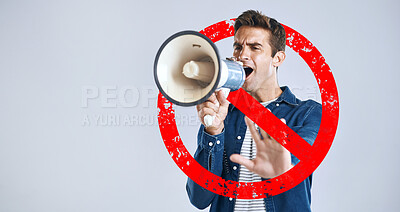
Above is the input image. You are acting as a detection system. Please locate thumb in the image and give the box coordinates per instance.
[230,154,254,171]
[216,90,229,108]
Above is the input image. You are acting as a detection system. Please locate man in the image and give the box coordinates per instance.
[186,10,322,212]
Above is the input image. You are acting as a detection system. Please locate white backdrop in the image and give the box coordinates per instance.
[1,0,399,211]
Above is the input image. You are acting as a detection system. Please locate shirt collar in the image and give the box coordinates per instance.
[228,86,298,111]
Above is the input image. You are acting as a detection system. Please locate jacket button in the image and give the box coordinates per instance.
[233,166,237,170]
[208,142,213,146]
[229,197,233,201]
[237,136,241,140]
[216,140,220,144]
[276,103,280,106]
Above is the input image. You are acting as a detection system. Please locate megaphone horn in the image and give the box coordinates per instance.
[154,30,245,125]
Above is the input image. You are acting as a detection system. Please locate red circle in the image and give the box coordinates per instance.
[157,18,339,199]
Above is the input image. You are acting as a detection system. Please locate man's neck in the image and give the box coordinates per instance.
[251,85,282,103]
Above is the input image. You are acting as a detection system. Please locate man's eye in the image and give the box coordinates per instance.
[252,46,260,50]
[234,46,242,51]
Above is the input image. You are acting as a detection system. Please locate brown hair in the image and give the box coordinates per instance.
[234,10,286,57]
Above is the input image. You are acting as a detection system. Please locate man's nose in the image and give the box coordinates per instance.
[238,47,250,61]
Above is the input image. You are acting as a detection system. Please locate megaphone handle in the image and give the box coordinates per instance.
[203,88,230,128]
[204,115,216,128]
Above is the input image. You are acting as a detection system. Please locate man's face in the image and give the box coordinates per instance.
[233,26,276,93]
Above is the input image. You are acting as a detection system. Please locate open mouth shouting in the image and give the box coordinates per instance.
[244,66,254,79]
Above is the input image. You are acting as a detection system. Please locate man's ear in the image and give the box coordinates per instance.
[272,51,286,67]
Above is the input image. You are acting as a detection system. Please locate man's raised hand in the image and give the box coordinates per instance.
[230,116,293,179]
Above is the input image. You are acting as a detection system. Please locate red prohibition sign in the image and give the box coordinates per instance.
[157,18,339,199]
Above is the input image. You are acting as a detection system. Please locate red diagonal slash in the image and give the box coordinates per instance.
[227,88,312,162]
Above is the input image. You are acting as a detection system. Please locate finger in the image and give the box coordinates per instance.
[226,57,237,61]
[196,101,208,112]
[230,154,254,171]
[197,100,218,113]
[275,118,288,149]
[199,108,217,121]
[267,118,288,149]
[207,92,218,104]
[257,126,270,140]
[196,104,201,112]
[199,107,217,116]
[201,101,219,113]
[257,108,272,140]
[216,90,229,108]
[244,117,262,142]
[268,118,286,142]
[256,118,286,141]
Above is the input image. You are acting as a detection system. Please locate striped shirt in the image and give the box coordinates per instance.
[233,99,276,212]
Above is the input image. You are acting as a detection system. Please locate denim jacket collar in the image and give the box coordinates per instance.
[229,86,298,112]
[275,86,298,106]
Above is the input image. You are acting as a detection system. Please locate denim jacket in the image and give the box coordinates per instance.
[186,86,322,212]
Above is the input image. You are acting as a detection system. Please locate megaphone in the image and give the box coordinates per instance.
[154,30,245,126]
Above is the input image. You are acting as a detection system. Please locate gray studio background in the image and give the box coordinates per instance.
[1,0,399,211]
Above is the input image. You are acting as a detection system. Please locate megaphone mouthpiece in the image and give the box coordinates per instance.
[182,60,214,83]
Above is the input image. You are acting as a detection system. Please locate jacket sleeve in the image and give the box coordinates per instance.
[186,124,225,210]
